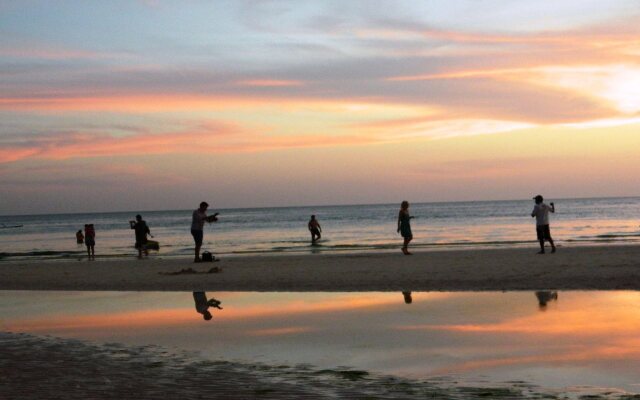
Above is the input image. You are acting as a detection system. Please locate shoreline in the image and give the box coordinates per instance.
[2,244,640,291]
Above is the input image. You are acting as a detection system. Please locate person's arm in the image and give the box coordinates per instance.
[129,221,136,229]
[550,202,555,213]
[397,211,402,232]
[531,207,536,218]
[308,221,312,231]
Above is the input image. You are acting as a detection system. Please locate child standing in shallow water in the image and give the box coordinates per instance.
[84,224,95,260]
[397,201,414,255]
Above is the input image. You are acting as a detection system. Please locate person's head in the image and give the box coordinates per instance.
[84,224,89,228]
[202,310,212,320]
[533,195,543,204]
[310,215,316,220]
[77,230,82,234]
[199,201,209,211]
[135,214,142,221]
[401,200,409,210]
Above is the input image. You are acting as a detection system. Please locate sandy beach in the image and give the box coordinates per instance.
[1,245,640,291]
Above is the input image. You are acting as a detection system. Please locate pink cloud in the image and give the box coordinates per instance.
[0,122,376,164]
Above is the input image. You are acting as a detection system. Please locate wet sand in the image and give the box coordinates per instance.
[1,245,640,291]
[0,332,564,399]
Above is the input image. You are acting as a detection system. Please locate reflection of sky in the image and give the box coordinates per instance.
[2,290,640,392]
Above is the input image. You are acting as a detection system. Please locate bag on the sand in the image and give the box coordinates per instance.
[201,251,215,262]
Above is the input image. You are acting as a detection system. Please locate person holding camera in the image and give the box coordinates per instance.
[191,201,218,263]
[130,214,152,259]
[531,195,556,254]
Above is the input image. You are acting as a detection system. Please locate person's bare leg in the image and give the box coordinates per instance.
[405,237,413,255]
[194,244,201,262]
[549,237,556,253]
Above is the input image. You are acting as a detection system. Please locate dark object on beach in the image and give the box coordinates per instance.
[0,224,23,229]
[146,240,159,251]
[160,266,221,276]
[201,251,215,262]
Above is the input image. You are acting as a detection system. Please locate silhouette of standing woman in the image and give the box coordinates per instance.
[397,201,414,255]
[84,224,95,260]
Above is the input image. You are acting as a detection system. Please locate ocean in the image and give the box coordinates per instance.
[1,197,639,260]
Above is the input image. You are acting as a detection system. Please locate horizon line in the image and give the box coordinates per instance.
[2,194,639,218]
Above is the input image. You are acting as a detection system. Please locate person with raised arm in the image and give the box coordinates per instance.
[531,195,556,254]
[191,201,218,263]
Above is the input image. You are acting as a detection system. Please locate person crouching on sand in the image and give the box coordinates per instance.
[84,224,95,260]
[130,214,152,259]
[397,201,414,255]
[531,195,556,254]
[308,215,322,244]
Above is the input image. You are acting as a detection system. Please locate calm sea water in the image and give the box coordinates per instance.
[1,197,639,260]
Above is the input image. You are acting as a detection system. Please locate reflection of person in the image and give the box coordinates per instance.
[402,291,412,304]
[193,292,223,320]
[129,214,152,259]
[308,215,322,244]
[531,195,556,254]
[84,224,95,260]
[76,229,84,245]
[191,202,218,263]
[535,291,558,310]
[397,201,414,255]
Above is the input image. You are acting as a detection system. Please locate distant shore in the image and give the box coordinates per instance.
[2,245,640,291]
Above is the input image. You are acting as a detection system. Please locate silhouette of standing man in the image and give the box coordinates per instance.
[129,214,152,259]
[191,201,218,263]
[531,195,556,254]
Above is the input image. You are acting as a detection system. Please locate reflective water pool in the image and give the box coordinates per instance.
[2,291,640,398]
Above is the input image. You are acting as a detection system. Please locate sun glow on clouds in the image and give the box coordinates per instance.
[533,65,640,114]
[2,1,640,211]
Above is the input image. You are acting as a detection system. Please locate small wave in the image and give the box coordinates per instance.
[0,250,84,259]
[595,233,640,238]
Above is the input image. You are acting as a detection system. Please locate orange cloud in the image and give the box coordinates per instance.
[0,122,376,164]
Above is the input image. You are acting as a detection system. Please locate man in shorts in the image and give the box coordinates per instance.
[191,201,218,262]
[531,195,556,254]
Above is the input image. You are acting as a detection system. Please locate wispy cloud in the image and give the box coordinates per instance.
[0,121,376,164]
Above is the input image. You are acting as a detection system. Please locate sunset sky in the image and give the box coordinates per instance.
[2,0,640,214]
